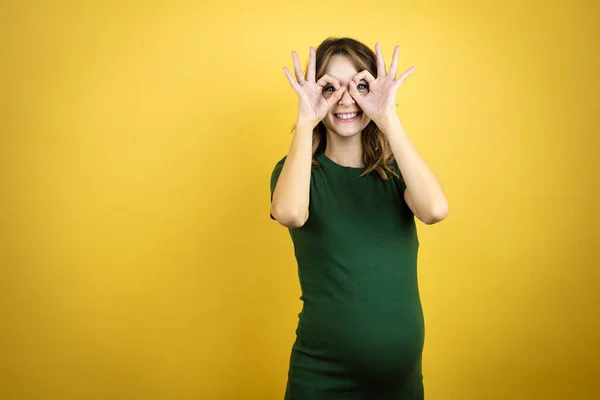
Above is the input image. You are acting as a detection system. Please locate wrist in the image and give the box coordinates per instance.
[376,114,402,135]
[296,117,318,131]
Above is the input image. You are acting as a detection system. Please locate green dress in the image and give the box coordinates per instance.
[270,150,424,400]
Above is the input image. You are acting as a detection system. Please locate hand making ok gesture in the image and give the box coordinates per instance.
[348,43,415,128]
[283,47,347,128]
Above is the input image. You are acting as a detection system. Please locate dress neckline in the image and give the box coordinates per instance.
[317,150,366,173]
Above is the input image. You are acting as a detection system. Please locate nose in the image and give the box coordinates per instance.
[338,87,355,105]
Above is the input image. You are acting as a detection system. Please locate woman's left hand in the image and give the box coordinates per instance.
[348,43,415,128]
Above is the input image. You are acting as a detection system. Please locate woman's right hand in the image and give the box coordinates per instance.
[283,47,347,128]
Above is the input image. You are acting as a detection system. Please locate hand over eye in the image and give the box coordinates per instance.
[347,43,415,126]
[283,47,347,128]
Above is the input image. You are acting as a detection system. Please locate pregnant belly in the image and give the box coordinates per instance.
[296,301,425,379]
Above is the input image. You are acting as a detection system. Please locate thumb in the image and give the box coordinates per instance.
[327,86,346,106]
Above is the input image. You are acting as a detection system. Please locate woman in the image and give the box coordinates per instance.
[270,37,448,400]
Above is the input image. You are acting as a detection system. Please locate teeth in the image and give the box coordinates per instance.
[336,112,358,120]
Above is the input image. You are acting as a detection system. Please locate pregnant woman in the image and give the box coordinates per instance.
[270,37,448,399]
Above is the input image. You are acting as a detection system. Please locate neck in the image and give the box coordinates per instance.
[324,131,364,168]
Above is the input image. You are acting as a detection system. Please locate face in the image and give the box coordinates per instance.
[321,55,371,138]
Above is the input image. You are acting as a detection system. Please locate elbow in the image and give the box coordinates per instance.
[422,202,449,225]
[270,204,308,228]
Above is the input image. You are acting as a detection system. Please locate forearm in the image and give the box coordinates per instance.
[270,119,314,227]
[379,116,448,223]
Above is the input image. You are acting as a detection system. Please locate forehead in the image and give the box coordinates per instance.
[324,55,358,83]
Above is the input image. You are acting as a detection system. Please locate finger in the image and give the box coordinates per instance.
[353,70,376,84]
[398,66,416,81]
[307,47,316,82]
[326,86,346,107]
[375,42,386,78]
[292,51,304,83]
[388,46,400,79]
[348,80,359,98]
[283,67,301,92]
[316,74,340,89]
[392,66,416,90]
[347,82,364,105]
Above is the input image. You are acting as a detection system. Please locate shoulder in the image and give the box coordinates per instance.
[389,159,407,188]
[270,155,287,185]
[390,159,402,176]
[271,155,287,173]
[274,155,287,167]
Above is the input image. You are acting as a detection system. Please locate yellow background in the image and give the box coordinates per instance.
[2,0,599,399]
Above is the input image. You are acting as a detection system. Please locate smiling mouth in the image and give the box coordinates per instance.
[334,112,361,122]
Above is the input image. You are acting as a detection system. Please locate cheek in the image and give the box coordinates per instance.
[361,114,371,127]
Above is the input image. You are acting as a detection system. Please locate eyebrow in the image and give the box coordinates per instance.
[324,78,367,86]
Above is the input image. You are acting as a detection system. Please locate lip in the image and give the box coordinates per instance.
[334,111,362,123]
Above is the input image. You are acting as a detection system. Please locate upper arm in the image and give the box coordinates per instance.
[394,161,423,222]
[393,161,418,217]
[405,187,448,225]
[404,189,420,220]
[269,157,286,220]
[269,156,309,227]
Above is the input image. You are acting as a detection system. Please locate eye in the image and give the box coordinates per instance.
[357,82,368,91]
[322,86,335,98]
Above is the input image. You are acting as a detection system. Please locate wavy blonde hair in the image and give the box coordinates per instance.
[303,37,399,181]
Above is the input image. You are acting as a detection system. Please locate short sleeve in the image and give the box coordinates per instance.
[269,156,287,220]
[392,160,407,194]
